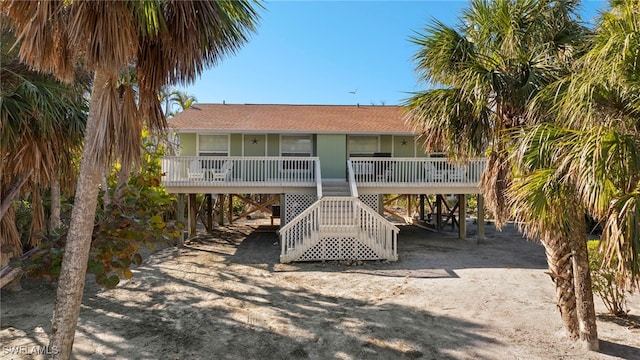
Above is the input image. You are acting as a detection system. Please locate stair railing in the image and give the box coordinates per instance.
[346,160,359,198]
[279,197,399,262]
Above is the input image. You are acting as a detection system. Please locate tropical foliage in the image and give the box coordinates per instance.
[521,0,640,288]
[12,133,183,289]
[405,0,600,348]
[1,1,261,357]
[588,240,629,316]
[405,0,587,226]
[160,87,198,119]
[0,27,89,266]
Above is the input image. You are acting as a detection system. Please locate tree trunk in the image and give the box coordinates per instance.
[0,172,31,220]
[540,233,580,339]
[570,217,599,350]
[49,176,61,234]
[49,69,110,359]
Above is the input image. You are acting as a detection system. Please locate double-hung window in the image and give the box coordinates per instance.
[198,134,229,156]
[280,135,312,171]
[280,135,312,157]
[348,135,379,157]
[198,134,229,169]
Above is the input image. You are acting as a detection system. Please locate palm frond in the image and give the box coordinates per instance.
[480,151,511,229]
[410,20,477,87]
[601,186,640,288]
[404,88,491,158]
[85,72,119,166]
[1,1,76,82]
[510,121,640,287]
[29,189,45,246]
[508,167,577,239]
[0,205,22,266]
[68,1,138,75]
[1,29,88,195]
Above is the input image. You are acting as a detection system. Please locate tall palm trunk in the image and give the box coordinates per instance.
[49,69,110,360]
[540,233,579,339]
[570,216,599,350]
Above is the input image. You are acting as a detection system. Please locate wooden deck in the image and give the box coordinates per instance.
[161,156,486,195]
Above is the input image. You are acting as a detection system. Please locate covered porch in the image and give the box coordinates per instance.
[162,156,485,194]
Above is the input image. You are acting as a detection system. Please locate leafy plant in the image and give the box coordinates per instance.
[13,132,184,289]
[587,240,629,316]
[14,186,183,289]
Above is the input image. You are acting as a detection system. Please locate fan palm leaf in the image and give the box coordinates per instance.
[405,0,587,225]
[407,0,598,346]
[511,120,640,286]
[1,1,262,357]
[526,1,640,287]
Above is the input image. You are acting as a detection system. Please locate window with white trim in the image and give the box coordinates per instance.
[280,135,312,171]
[281,135,312,157]
[348,135,378,156]
[198,134,229,156]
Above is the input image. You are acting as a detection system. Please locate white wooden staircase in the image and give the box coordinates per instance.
[279,193,399,263]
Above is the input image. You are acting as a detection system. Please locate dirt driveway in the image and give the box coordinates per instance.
[1,221,639,359]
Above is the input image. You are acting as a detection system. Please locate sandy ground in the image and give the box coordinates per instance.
[1,220,639,360]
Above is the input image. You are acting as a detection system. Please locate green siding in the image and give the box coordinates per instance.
[179,132,428,160]
[416,140,430,157]
[267,134,279,156]
[394,136,415,157]
[317,134,346,179]
[244,135,266,156]
[179,133,197,156]
[380,135,392,154]
[230,134,242,156]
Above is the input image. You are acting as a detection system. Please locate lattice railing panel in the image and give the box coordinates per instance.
[298,236,381,262]
[358,194,379,212]
[283,194,317,225]
[280,197,398,263]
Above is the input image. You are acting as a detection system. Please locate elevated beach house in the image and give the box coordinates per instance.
[162,104,486,263]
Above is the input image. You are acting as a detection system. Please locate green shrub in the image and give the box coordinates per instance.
[587,240,628,316]
[14,139,183,289]
[15,184,184,289]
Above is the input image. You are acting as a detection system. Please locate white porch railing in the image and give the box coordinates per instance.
[315,159,323,198]
[162,156,318,187]
[279,197,399,263]
[349,157,486,186]
[346,160,359,197]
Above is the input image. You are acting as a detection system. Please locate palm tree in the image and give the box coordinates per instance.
[525,0,640,290]
[1,1,261,358]
[160,87,197,118]
[508,125,598,346]
[172,89,197,113]
[0,28,89,267]
[404,0,598,347]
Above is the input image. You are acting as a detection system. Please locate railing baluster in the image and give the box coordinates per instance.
[348,157,486,188]
[161,156,320,188]
[279,197,399,263]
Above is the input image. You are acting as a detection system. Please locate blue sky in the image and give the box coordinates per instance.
[181,1,608,106]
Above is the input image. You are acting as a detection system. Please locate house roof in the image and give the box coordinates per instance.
[168,104,415,135]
